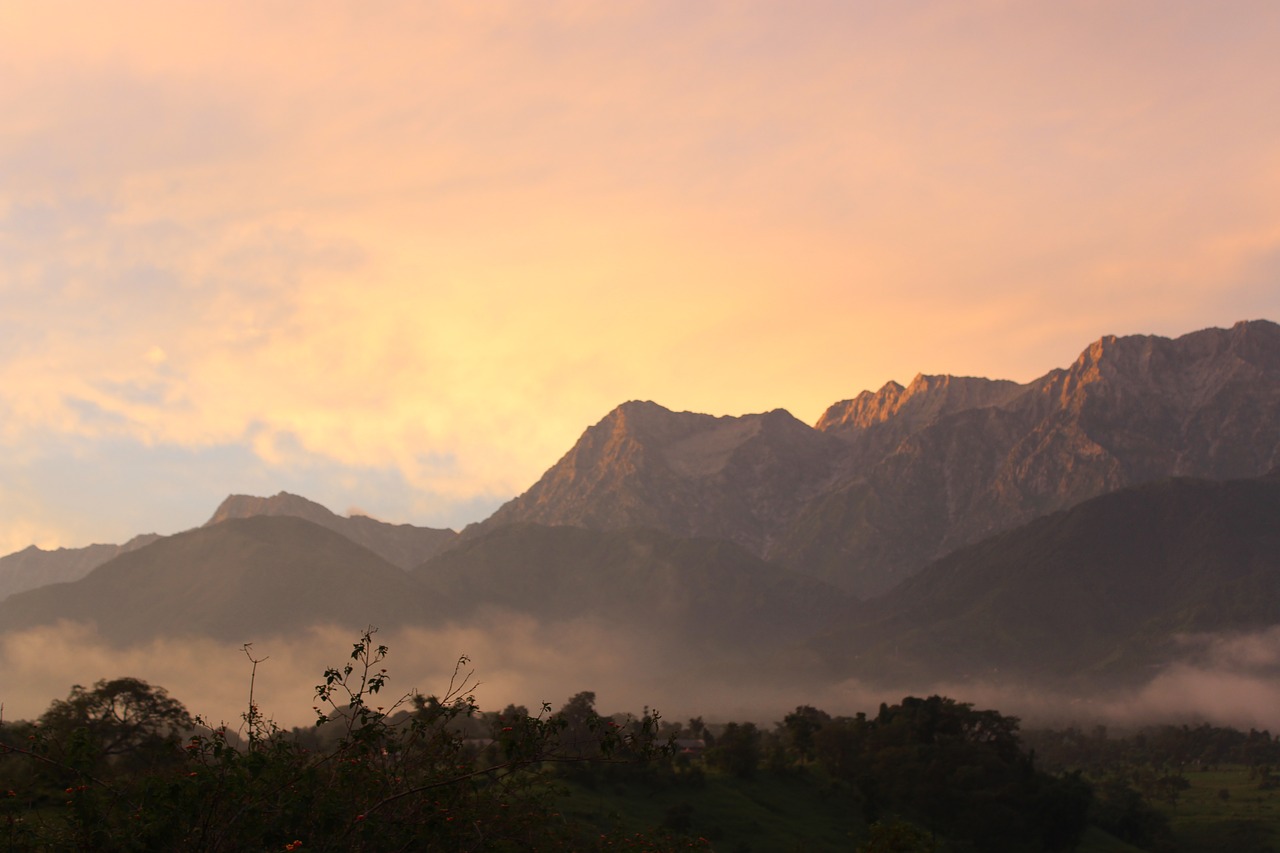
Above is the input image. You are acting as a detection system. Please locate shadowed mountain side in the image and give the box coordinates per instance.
[0,534,161,602]
[780,404,1037,595]
[413,523,857,650]
[810,471,1280,690]
[208,492,458,568]
[0,516,447,645]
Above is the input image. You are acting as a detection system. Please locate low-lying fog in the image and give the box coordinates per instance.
[5,617,1280,734]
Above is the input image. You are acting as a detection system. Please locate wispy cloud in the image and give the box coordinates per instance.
[2,1,1279,545]
[10,620,1280,733]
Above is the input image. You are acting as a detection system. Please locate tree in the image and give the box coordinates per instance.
[782,704,831,763]
[556,690,603,759]
[706,722,760,779]
[814,713,868,789]
[819,696,1091,852]
[39,677,193,777]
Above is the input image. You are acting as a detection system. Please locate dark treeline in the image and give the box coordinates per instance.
[1021,722,1280,852]
[1025,722,1280,776]
[4,633,1280,851]
[685,696,1095,852]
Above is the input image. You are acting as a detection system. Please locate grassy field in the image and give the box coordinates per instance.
[555,766,1144,852]
[555,767,863,852]
[1154,766,1280,853]
[554,764,1280,852]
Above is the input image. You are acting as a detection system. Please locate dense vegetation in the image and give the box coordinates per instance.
[0,631,673,851]
[4,631,1280,851]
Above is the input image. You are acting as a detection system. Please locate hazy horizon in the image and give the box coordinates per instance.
[6,618,1280,734]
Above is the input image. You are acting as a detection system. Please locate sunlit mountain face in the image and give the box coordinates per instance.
[474,321,1280,596]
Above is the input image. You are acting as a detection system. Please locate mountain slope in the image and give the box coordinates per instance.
[208,492,458,568]
[810,471,1280,688]
[415,523,855,649]
[0,534,161,602]
[0,516,444,644]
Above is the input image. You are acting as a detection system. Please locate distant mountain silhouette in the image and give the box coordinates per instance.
[0,516,445,644]
[0,534,160,602]
[476,320,1280,596]
[0,493,458,606]
[0,514,852,662]
[207,492,458,568]
[809,470,1280,688]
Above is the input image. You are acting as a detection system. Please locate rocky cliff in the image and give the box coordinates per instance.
[472,404,845,554]
[475,320,1280,597]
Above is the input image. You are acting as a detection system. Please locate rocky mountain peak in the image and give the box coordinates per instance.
[471,400,841,550]
[815,374,1022,436]
[205,491,457,569]
[1036,319,1280,418]
[602,400,722,444]
[206,491,338,527]
[813,381,906,432]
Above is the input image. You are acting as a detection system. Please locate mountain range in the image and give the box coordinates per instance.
[2,319,1278,700]
[475,319,1280,596]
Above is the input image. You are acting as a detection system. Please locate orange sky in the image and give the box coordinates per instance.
[2,1,1279,551]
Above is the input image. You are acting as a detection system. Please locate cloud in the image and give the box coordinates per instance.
[10,619,1280,736]
[1088,628,1280,730]
[0,616,786,729]
[2,2,1280,548]
[923,628,1280,732]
